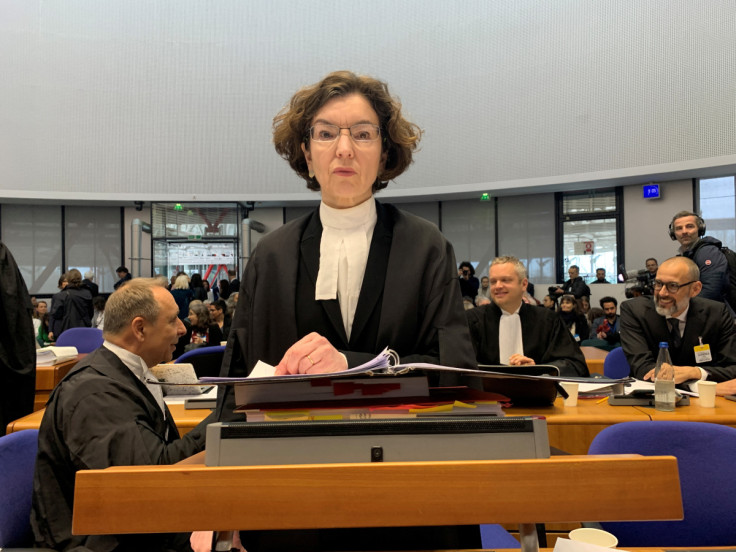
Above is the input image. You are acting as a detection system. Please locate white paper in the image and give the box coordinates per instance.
[164,384,217,405]
[248,360,276,378]
[625,378,698,397]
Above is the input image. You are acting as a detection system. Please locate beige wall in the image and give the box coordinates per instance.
[622,180,694,271]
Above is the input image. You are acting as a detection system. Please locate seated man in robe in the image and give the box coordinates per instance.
[32,278,216,551]
[466,256,589,377]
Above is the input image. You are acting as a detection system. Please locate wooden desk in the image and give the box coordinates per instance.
[72,455,683,552]
[34,357,80,411]
[581,346,608,374]
[508,398,647,455]
[8,395,643,456]
[635,395,736,426]
[73,455,682,543]
[6,403,212,436]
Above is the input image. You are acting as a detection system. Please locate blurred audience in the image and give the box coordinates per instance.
[50,269,93,339]
[557,294,589,343]
[91,295,106,330]
[190,273,207,302]
[113,266,132,290]
[171,274,193,320]
[82,271,99,297]
[458,261,479,305]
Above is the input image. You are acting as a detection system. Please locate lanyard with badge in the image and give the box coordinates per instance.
[694,336,712,363]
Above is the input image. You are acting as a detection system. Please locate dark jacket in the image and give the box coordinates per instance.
[191,286,207,302]
[562,276,591,299]
[682,237,731,308]
[621,296,736,381]
[113,272,132,290]
[50,286,94,338]
[82,278,99,297]
[0,242,36,434]
[31,346,215,551]
[170,288,194,320]
[466,302,589,377]
[589,315,621,345]
[558,310,589,342]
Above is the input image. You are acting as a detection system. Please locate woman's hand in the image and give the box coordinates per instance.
[508,353,535,366]
[274,332,348,375]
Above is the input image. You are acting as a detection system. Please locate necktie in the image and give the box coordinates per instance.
[668,318,682,351]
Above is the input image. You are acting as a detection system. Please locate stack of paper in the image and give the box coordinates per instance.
[36,346,78,366]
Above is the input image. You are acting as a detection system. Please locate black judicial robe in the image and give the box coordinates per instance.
[466,302,590,377]
[0,241,35,435]
[217,200,476,414]
[216,200,480,551]
[31,347,216,551]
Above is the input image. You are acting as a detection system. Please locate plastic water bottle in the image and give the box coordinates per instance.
[654,341,676,412]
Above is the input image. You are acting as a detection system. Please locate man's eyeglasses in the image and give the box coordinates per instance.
[652,279,697,293]
[308,123,381,143]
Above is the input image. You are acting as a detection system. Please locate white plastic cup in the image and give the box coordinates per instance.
[698,380,717,408]
[560,382,579,407]
[569,527,618,547]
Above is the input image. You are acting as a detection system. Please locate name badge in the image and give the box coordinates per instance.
[694,343,712,363]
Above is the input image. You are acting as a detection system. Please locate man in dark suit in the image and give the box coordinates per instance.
[227,268,240,298]
[620,256,736,391]
[82,270,99,297]
[32,278,215,551]
[551,264,591,300]
[466,256,589,377]
[113,265,132,290]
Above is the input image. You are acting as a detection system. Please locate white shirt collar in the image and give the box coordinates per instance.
[667,304,690,325]
[103,340,150,380]
[103,340,167,417]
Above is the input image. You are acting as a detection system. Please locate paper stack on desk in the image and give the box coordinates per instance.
[36,346,78,366]
[237,385,508,421]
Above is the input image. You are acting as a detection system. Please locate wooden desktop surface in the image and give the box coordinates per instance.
[34,356,81,411]
[581,346,608,373]
[14,394,736,454]
[6,402,210,436]
[72,454,682,535]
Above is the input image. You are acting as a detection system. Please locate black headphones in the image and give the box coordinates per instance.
[668,211,706,241]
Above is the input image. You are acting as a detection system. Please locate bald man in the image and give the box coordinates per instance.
[620,257,736,394]
[32,278,216,551]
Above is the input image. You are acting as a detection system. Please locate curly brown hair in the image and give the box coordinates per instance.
[273,70,422,193]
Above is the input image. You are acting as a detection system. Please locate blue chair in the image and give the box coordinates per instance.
[0,429,39,548]
[55,327,104,353]
[603,347,630,379]
[588,421,736,546]
[480,524,521,548]
[175,345,226,378]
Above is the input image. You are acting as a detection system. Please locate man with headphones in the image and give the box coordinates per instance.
[669,210,733,315]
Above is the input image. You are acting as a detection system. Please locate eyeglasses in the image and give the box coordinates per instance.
[652,279,697,293]
[308,123,381,143]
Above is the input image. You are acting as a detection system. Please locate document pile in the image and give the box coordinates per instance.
[36,346,78,366]
[202,349,508,421]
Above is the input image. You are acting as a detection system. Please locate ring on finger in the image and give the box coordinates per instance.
[307,354,315,366]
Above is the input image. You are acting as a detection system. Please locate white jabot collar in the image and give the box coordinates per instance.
[315,198,377,339]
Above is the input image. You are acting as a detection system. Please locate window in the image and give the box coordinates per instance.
[151,203,242,286]
[698,176,735,248]
[556,189,623,284]
[0,205,122,295]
